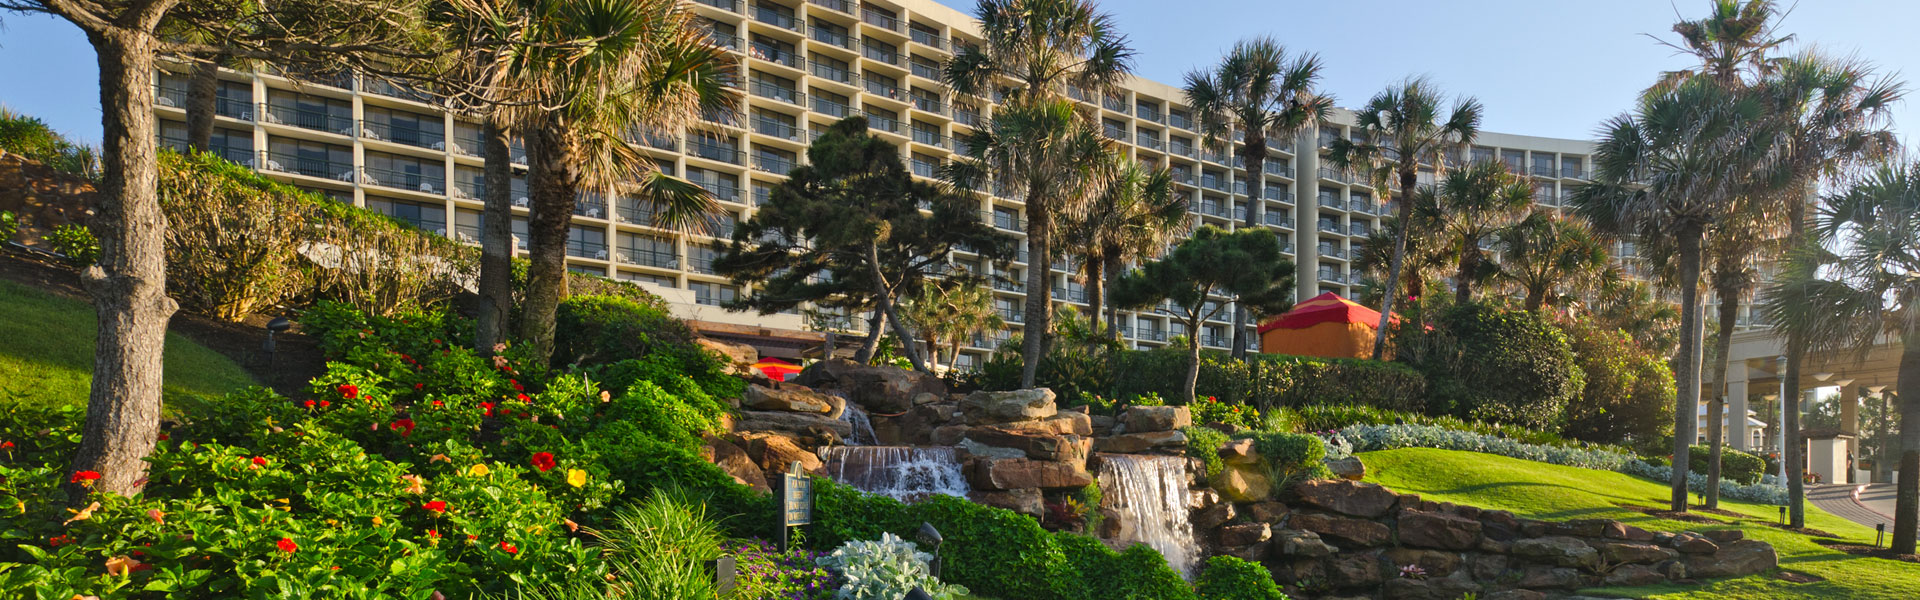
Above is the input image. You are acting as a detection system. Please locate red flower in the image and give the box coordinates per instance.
[431,339,442,345]
[276,537,298,553]
[498,541,518,554]
[2,441,14,449]
[48,534,72,547]
[422,500,448,514]
[516,393,530,403]
[69,470,101,484]
[337,384,359,399]
[414,383,425,390]
[303,400,316,409]
[511,380,524,393]
[431,400,444,407]
[389,418,416,437]
[319,399,332,408]
[251,456,268,467]
[426,529,440,538]
[479,402,495,417]
[530,452,556,473]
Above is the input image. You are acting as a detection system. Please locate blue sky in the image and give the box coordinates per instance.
[4,1,1916,146]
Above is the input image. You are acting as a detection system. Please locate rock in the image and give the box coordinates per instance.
[970,456,1093,490]
[930,424,970,446]
[960,389,1058,424]
[1192,502,1237,531]
[696,336,758,366]
[1217,522,1273,547]
[1381,575,1476,600]
[911,392,942,406]
[732,432,824,473]
[1213,463,1272,503]
[997,412,1093,436]
[1218,438,1258,465]
[733,410,853,439]
[1278,556,1328,584]
[1686,540,1776,578]
[1245,501,1290,524]
[965,425,1089,462]
[1398,509,1483,550]
[1481,510,1521,541]
[1293,479,1400,518]
[957,438,1027,460]
[1326,552,1384,588]
[1483,591,1549,600]
[700,436,769,492]
[1596,542,1676,564]
[1090,414,1117,435]
[1291,512,1392,547]
[1121,405,1192,433]
[1701,529,1744,544]
[972,488,1044,519]
[1214,540,1271,561]
[1511,537,1599,570]
[1670,534,1719,555]
[1190,488,1221,510]
[1275,529,1338,557]
[1092,430,1187,453]
[1655,558,1688,580]
[1612,523,1656,542]
[1516,565,1584,589]
[1602,564,1667,587]
[1469,553,1509,579]
[741,384,835,414]
[794,359,948,414]
[1551,519,1611,538]
[1327,456,1366,481]
[1383,547,1463,577]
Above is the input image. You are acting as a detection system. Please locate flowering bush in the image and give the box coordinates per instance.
[1191,395,1259,429]
[816,532,968,600]
[726,539,838,600]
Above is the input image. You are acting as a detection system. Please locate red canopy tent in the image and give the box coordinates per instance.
[752,357,803,382]
[1257,292,1402,359]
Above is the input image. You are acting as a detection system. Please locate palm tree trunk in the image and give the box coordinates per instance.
[1784,191,1811,528]
[1671,224,1706,512]
[1233,152,1264,360]
[1103,253,1123,341]
[854,309,884,364]
[474,122,514,354]
[1019,210,1053,388]
[1183,310,1204,403]
[948,341,964,373]
[1893,342,1920,553]
[868,242,929,373]
[184,54,220,151]
[1705,280,1742,508]
[1454,249,1476,305]
[518,115,580,371]
[67,25,179,499]
[1084,255,1105,339]
[1371,169,1419,359]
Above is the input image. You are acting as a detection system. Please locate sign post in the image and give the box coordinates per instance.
[781,461,812,552]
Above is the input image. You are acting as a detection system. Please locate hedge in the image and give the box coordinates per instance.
[1107,348,1427,413]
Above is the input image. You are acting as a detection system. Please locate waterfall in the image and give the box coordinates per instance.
[1097,454,1198,579]
[835,394,878,446]
[818,446,970,502]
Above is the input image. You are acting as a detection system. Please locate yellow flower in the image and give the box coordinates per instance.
[566,469,587,488]
[469,464,491,477]
[372,516,384,526]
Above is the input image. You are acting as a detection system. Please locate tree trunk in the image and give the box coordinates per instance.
[474,122,515,354]
[1371,168,1419,360]
[854,309,884,364]
[1103,253,1122,341]
[1895,343,1920,553]
[1019,210,1053,388]
[1454,248,1476,306]
[947,341,964,373]
[1784,192,1810,527]
[184,54,220,151]
[1182,310,1204,403]
[1233,150,1264,360]
[1084,254,1105,339]
[1670,224,1705,512]
[869,242,929,372]
[518,116,580,371]
[1704,279,1742,508]
[67,28,179,500]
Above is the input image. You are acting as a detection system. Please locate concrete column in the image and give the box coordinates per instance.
[1841,384,1860,481]
[1728,371,1751,451]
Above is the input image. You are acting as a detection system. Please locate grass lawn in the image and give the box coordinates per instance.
[1362,447,1920,599]
[0,278,255,411]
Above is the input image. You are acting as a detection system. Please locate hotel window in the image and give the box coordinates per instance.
[566,225,608,259]
[691,281,740,306]
[366,196,446,233]
[617,270,678,288]
[813,88,851,118]
[1471,146,1496,164]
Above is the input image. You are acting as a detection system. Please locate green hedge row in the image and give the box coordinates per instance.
[1109,348,1428,413]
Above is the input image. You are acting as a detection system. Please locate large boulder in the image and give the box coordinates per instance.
[1275,529,1337,557]
[732,432,824,474]
[1511,536,1599,570]
[1685,539,1776,579]
[696,336,758,366]
[700,436,769,492]
[1213,463,1272,503]
[1293,479,1400,518]
[1290,512,1392,547]
[1216,522,1273,547]
[996,412,1093,436]
[1326,552,1385,588]
[960,389,1058,424]
[964,425,1087,462]
[1601,564,1668,587]
[1217,438,1258,465]
[970,456,1094,490]
[1092,430,1187,454]
[1397,509,1483,550]
[1121,405,1191,433]
[741,384,835,414]
[733,410,853,440]
[1596,541,1676,565]
[794,359,947,414]
[971,488,1045,519]
[1326,456,1366,481]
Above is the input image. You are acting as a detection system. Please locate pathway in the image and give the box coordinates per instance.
[1809,483,1903,532]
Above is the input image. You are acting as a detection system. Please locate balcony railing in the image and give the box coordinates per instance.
[1136,133,1163,151]
[256,150,354,181]
[215,97,254,120]
[748,42,801,69]
[1264,212,1293,228]
[1265,162,1289,177]
[688,140,746,164]
[864,111,899,133]
[1349,224,1369,236]
[698,0,740,11]
[1531,165,1557,178]
[1137,107,1162,123]
[359,119,445,150]
[862,41,901,66]
[1317,167,1349,183]
[810,58,854,83]
[361,164,446,194]
[155,81,187,108]
[864,76,903,100]
[752,5,803,32]
[911,129,944,147]
[1053,287,1088,303]
[1317,221,1343,234]
[750,80,805,105]
[618,248,679,269]
[861,8,901,31]
[566,241,609,260]
[814,95,850,117]
[910,60,942,81]
[690,178,741,202]
[1135,327,1167,342]
[987,211,1025,232]
[1561,167,1590,179]
[1265,188,1292,202]
[909,29,944,49]
[261,103,354,135]
[912,95,943,114]
[573,199,609,219]
[955,108,981,127]
[1350,199,1374,214]
[755,152,797,174]
[1169,113,1192,130]
[753,115,802,140]
[808,0,851,13]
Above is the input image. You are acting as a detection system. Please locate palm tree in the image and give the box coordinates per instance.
[1587,276,1682,358]
[1183,37,1332,359]
[945,0,1133,388]
[900,277,1004,373]
[1430,162,1533,304]
[1351,212,1449,312]
[1649,0,1791,95]
[1569,77,1779,512]
[473,0,735,369]
[1493,212,1609,312]
[1327,77,1482,360]
[1061,157,1189,340]
[1762,160,1920,553]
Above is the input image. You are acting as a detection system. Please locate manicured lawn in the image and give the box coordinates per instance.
[1362,447,1920,599]
[0,278,255,411]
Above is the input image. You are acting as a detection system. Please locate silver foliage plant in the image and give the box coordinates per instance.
[815,532,968,600]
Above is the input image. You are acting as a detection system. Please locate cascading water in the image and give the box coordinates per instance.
[832,392,878,446]
[1097,454,1199,579]
[817,446,970,502]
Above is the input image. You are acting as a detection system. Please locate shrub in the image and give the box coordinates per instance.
[45,223,98,268]
[1107,348,1427,413]
[554,294,692,366]
[968,335,1112,402]
[1196,555,1290,600]
[816,532,969,600]
[1055,533,1197,600]
[0,106,99,179]
[1400,303,1584,430]
[1244,431,1331,493]
[0,210,17,242]
[1191,395,1259,429]
[1558,316,1676,444]
[1688,445,1767,486]
[593,489,728,600]
[1183,426,1229,483]
[155,151,314,321]
[1284,405,1617,452]
[603,380,725,450]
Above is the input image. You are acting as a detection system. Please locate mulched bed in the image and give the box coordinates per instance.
[1811,538,1920,563]
[1619,504,1726,524]
[1688,505,1746,518]
[1775,570,1826,583]
[1763,522,1842,538]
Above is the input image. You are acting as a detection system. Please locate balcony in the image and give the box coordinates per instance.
[1168,112,1192,130]
[1200,176,1225,192]
[566,240,609,260]
[1348,224,1369,236]
[810,25,854,50]
[912,95,944,114]
[863,76,904,100]
[1349,199,1373,214]
[755,151,798,174]
[359,119,445,151]
[813,94,851,117]
[573,198,609,219]
[362,78,436,104]
[748,42,800,69]
[1137,106,1162,123]
[1317,221,1343,234]
[1316,195,1341,210]
[909,28,945,49]
[450,131,484,157]
[1264,212,1293,228]
[1264,188,1292,202]
[861,41,901,66]
[910,59,942,81]
[215,96,254,121]
[864,110,899,133]
[256,150,354,181]
[988,211,1025,232]
[1530,165,1557,178]
[992,278,1025,293]
[688,139,746,164]
[1561,166,1590,179]
[262,103,353,135]
[750,79,805,106]
[1136,133,1163,151]
[690,179,741,203]
[1265,162,1289,177]
[911,159,938,178]
[911,129,944,148]
[1318,271,1344,284]
[698,0,739,11]
[1135,327,1167,342]
[999,308,1024,324]
[618,247,679,269]
[808,0,851,13]
[1317,167,1349,183]
[1053,287,1088,303]
[861,7,902,31]
[1197,202,1228,218]
[753,115,802,141]
[155,80,187,108]
[752,4,802,32]
[810,58,855,84]
[955,107,982,127]
[361,164,446,195]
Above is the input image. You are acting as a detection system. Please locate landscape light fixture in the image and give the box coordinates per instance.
[1814,372,1835,382]
[905,588,935,600]
[264,316,292,370]
[1869,385,1888,394]
[917,522,944,577]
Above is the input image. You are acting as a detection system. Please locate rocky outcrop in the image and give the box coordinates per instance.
[741,384,836,414]
[733,409,853,440]
[1121,405,1192,433]
[794,358,947,414]
[961,389,1059,424]
[1294,479,1399,519]
[970,456,1096,490]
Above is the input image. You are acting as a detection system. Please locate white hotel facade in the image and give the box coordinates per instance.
[152,0,1663,363]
